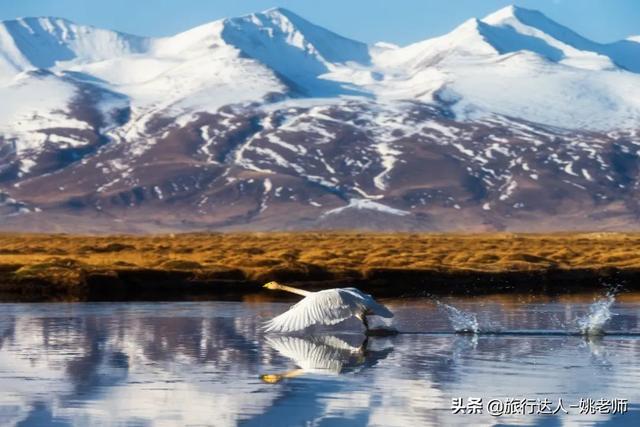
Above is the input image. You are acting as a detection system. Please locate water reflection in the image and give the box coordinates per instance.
[0,298,637,426]
[0,304,276,427]
[261,334,393,382]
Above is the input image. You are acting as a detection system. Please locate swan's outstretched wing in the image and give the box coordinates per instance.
[266,335,359,373]
[264,290,361,333]
[343,288,394,318]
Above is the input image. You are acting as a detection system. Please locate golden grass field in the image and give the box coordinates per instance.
[2,232,640,271]
[0,232,639,299]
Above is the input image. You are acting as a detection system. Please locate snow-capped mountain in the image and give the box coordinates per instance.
[374,5,640,129]
[0,17,147,77]
[0,6,639,232]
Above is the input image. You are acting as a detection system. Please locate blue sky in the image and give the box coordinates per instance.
[0,0,638,45]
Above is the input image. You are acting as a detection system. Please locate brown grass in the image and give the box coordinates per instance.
[1,232,639,299]
[2,231,640,273]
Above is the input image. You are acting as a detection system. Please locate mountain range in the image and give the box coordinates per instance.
[0,5,639,232]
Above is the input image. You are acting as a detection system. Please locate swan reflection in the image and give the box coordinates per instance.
[262,334,393,383]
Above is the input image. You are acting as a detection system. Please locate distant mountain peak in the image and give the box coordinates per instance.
[222,6,370,65]
[482,4,520,23]
[260,6,300,18]
[483,4,545,22]
[219,6,370,95]
[482,5,595,51]
[0,16,148,73]
[0,15,141,40]
[2,16,73,26]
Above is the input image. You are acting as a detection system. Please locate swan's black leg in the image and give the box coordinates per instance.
[361,336,369,351]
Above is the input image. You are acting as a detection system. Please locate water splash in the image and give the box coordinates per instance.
[370,316,395,329]
[438,302,479,334]
[367,316,398,335]
[576,294,616,336]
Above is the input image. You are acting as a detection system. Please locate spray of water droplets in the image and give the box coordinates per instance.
[438,302,479,333]
[576,293,616,336]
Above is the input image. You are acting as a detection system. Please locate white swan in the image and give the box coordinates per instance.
[262,281,394,333]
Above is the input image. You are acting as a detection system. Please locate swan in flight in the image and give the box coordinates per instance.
[263,281,394,333]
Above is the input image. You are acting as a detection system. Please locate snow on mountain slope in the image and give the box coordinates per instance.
[73,31,283,116]
[0,67,131,181]
[48,7,374,157]
[1,6,639,133]
[482,6,611,69]
[220,7,371,95]
[482,5,640,72]
[371,5,640,129]
[373,18,498,71]
[445,53,640,128]
[0,71,81,153]
[58,18,287,159]
[0,17,147,77]
[0,14,287,130]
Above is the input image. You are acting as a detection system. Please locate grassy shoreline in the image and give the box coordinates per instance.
[1,232,639,301]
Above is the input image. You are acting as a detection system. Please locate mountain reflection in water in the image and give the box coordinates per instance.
[0,297,638,426]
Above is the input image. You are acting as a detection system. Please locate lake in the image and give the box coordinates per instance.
[0,294,639,426]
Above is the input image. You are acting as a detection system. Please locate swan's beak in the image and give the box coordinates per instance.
[260,374,284,384]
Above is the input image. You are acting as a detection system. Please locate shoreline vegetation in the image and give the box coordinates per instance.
[0,232,639,302]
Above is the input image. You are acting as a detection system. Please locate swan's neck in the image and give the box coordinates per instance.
[272,284,312,297]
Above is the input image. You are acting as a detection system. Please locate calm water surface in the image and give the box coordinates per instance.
[0,294,639,426]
